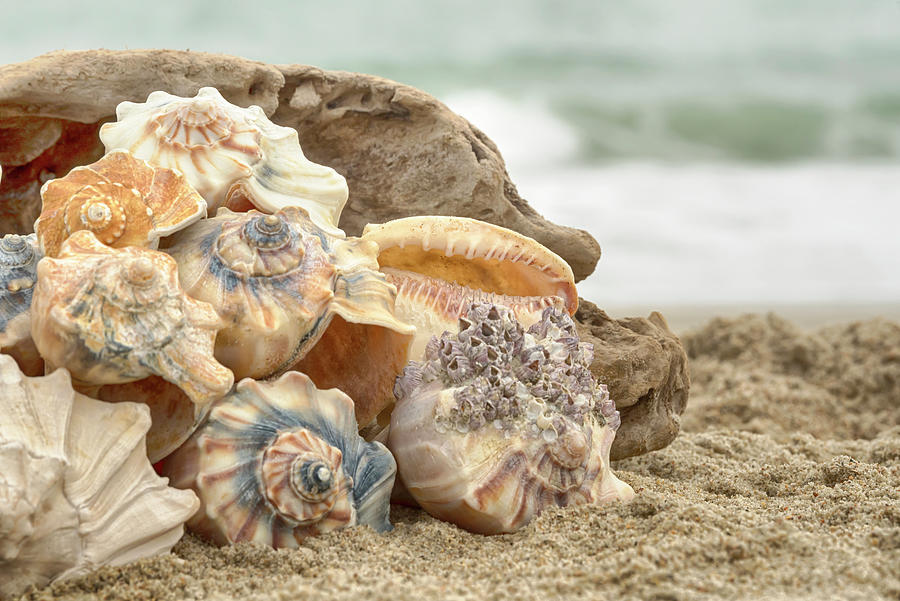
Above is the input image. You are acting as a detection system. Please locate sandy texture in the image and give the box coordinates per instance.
[16,313,899,601]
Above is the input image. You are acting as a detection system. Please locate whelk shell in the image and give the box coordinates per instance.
[166,207,414,428]
[0,233,43,376]
[0,354,198,598]
[388,303,634,534]
[35,150,206,257]
[99,87,348,236]
[30,230,234,460]
[160,371,396,547]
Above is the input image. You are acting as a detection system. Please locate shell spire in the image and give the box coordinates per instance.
[388,303,634,534]
[0,233,44,375]
[100,87,348,236]
[160,371,396,548]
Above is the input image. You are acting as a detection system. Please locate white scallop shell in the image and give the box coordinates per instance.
[99,87,348,236]
[0,354,199,598]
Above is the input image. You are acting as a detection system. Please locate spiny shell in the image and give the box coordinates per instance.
[388,303,633,534]
[160,371,396,547]
[29,231,234,458]
[35,150,206,257]
[362,216,577,361]
[0,233,44,376]
[0,354,199,598]
[99,87,348,236]
[166,207,414,427]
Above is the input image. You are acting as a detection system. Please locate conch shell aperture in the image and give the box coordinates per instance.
[388,303,634,534]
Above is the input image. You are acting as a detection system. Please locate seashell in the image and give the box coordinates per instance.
[388,303,633,534]
[99,87,348,236]
[0,354,199,598]
[30,231,234,457]
[160,371,396,548]
[0,233,44,376]
[361,216,578,362]
[166,207,413,428]
[35,150,206,257]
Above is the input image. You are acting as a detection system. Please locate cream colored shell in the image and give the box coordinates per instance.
[361,216,578,361]
[35,150,206,257]
[99,87,348,236]
[0,354,199,598]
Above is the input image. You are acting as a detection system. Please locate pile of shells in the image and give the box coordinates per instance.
[0,87,632,597]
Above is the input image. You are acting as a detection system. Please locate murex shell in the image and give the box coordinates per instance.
[0,355,198,598]
[100,87,348,236]
[362,216,578,362]
[29,231,234,461]
[160,371,396,548]
[0,233,44,376]
[166,207,414,427]
[35,150,206,257]
[389,303,634,534]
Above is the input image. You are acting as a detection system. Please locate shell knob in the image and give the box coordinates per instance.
[243,213,292,250]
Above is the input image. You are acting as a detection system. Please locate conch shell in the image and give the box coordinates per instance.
[388,303,634,534]
[35,150,206,257]
[99,87,348,236]
[0,354,199,598]
[0,233,43,376]
[29,231,234,460]
[166,207,414,427]
[160,371,396,548]
[361,216,578,362]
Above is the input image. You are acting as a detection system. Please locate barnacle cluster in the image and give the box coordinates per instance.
[396,304,620,438]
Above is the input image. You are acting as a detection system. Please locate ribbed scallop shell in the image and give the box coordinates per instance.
[99,87,348,236]
[388,303,633,534]
[160,371,396,548]
[166,207,414,429]
[35,150,206,257]
[0,233,44,376]
[361,216,577,361]
[0,354,199,598]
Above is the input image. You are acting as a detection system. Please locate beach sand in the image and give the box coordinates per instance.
[19,313,900,601]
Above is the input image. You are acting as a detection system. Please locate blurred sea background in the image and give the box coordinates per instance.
[2,0,899,328]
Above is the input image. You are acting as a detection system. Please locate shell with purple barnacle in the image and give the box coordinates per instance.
[165,207,414,428]
[388,303,634,534]
[35,150,206,257]
[99,87,348,236]
[160,371,396,547]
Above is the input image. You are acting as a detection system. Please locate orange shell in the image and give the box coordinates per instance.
[36,150,206,257]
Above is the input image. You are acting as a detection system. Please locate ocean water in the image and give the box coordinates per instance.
[2,0,899,307]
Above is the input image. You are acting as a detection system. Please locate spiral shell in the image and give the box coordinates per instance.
[0,354,199,598]
[388,303,633,534]
[35,150,206,257]
[361,216,578,361]
[29,231,234,457]
[0,233,43,375]
[100,87,348,236]
[166,207,414,427]
[160,371,396,547]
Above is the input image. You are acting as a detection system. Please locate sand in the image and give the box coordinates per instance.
[17,313,900,601]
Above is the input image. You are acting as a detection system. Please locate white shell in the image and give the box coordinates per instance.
[100,87,348,236]
[0,355,199,598]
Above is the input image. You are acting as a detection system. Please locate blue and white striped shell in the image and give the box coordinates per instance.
[160,371,396,548]
[0,233,44,375]
[99,87,348,236]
